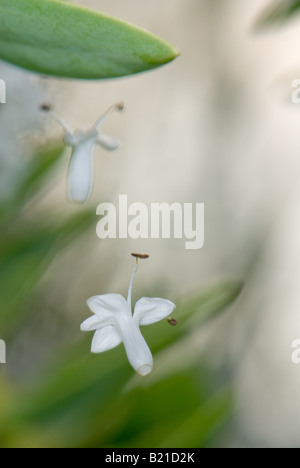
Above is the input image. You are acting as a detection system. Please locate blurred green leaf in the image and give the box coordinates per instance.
[0,0,179,79]
[0,282,241,447]
[0,209,95,332]
[138,282,244,356]
[159,388,232,448]
[0,138,96,332]
[0,144,65,220]
[101,371,231,449]
[256,0,300,28]
[0,364,232,448]
[15,144,65,206]
[180,282,243,325]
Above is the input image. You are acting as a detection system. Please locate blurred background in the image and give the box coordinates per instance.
[1,0,300,448]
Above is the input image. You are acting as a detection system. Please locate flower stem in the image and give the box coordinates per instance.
[52,111,74,135]
[127,263,138,310]
[93,102,124,130]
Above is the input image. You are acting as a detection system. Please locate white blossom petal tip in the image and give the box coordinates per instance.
[91,327,122,353]
[134,298,176,326]
[137,364,153,376]
[80,314,109,332]
[81,256,176,376]
[96,133,120,151]
[87,294,129,315]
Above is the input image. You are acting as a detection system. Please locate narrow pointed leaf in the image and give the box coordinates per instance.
[256,0,300,28]
[0,0,180,79]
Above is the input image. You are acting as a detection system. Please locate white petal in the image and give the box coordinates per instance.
[87,294,129,317]
[96,133,120,151]
[120,318,153,376]
[80,314,111,332]
[134,297,176,326]
[91,326,122,353]
[68,139,95,203]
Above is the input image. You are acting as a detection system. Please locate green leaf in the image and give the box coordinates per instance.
[140,282,244,355]
[256,0,300,28]
[0,210,95,332]
[180,282,244,326]
[0,0,179,79]
[158,388,232,448]
[15,144,65,205]
[0,283,241,447]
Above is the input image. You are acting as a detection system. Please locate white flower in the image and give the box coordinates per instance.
[43,102,124,203]
[80,257,176,376]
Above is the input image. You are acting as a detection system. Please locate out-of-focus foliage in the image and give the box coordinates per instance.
[0,143,243,446]
[256,0,300,27]
[0,0,179,79]
[0,275,241,448]
[0,143,95,335]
